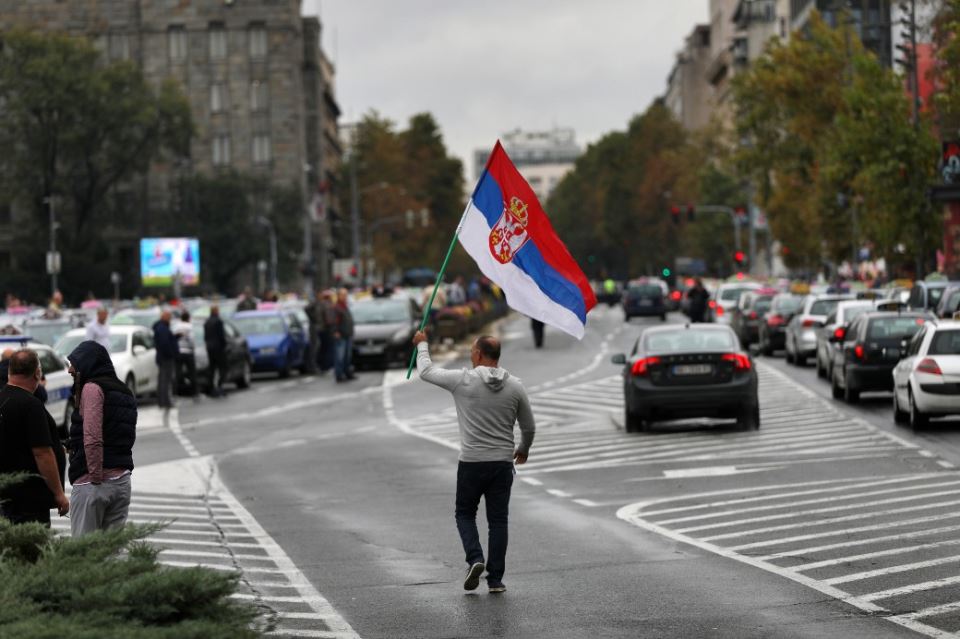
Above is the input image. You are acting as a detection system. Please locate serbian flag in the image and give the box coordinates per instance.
[458,141,596,339]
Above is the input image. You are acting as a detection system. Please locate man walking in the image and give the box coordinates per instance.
[152,310,179,408]
[85,307,111,349]
[332,288,355,382]
[0,349,69,525]
[686,278,710,323]
[203,305,228,397]
[412,331,535,594]
[66,341,136,537]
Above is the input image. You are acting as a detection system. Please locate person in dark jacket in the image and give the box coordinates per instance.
[153,310,179,408]
[203,305,228,397]
[687,278,710,323]
[332,288,355,382]
[66,340,136,537]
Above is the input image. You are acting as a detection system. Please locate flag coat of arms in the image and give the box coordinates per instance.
[459,141,596,339]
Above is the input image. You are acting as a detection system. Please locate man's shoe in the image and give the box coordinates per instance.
[488,582,506,594]
[463,562,485,591]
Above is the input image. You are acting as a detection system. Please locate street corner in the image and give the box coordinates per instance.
[132,454,216,496]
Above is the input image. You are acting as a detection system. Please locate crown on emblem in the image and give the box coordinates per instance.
[508,196,529,227]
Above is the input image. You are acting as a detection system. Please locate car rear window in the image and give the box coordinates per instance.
[755,297,773,314]
[810,299,841,316]
[929,330,960,355]
[867,317,925,340]
[773,296,802,312]
[843,306,871,323]
[929,288,945,305]
[720,287,751,301]
[643,329,737,353]
[628,285,662,297]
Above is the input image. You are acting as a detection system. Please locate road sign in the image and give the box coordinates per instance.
[46,251,61,275]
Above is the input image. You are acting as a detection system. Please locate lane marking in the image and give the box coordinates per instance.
[824,553,960,585]
[794,537,960,571]
[860,575,960,602]
[520,477,543,486]
[663,466,739,478]
[546,489,572,498]
[574,499,599,507]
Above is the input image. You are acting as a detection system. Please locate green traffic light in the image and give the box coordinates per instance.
[662,268,671,277]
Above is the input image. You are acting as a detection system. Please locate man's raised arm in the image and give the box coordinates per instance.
[412,331,462,391]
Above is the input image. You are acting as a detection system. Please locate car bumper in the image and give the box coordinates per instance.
[626,373,757,420]
[251,351,285,371]
[847,364,896,391]
[914,382,960,414]
[765,329,786,348]
[797,330,817,354]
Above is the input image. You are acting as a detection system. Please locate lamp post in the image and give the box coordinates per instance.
[255,215,279,293]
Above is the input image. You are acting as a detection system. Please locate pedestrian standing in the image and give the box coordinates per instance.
[687,278,710,323]
[152,310,179,409]
[0,349,69,526]
[412,331,535,594]
[204,305,228,397]
[85,307,111,349]
[173,310,198,397]
[530,318,545,348]
[332,288,355,382]
[237,287,257,312]
[317,290,336,374]
[66,341,136,537]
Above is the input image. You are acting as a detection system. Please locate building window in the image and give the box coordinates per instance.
[108,33,130,60]
[210,83,226,114]
[250,80,268,112]
[248,24,267,59]
[209,23,227,60]
[212,135,231,166]
[168,26,187,62]
[252,134,271,164]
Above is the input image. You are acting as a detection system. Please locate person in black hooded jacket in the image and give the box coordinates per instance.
[66,340,137,537]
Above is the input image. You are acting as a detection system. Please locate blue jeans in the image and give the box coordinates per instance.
[334,337,352,380]
[455,461,514,584]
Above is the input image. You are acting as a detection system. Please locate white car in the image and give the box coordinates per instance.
[713,282,764,325]
[54,325,158,398]
[0,336,73,432]
[893,319,960,429]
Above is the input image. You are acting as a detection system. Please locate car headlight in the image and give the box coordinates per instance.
[259,347,277,355]
[391,328,411,344]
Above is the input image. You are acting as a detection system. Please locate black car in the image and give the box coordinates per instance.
[623,280,667,321]
[611,324,759,433]
[830,311,930,402]
[729,291,775,349]
[758,294,803,355]
[351,297,422,368]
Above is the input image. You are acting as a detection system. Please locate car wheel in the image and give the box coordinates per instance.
[816,356,826,378]
[737,403,760,430]
[761,338,774,357]
[660,314,666,322]
[623,399,646,433]
[831,373,843,399]
[785,340,795,363]
[236,359,251,389]
[843,374,859,403]
[278,357,291,379]
[125,373,137,397]
[795,353,806,366]
[893,389,908,425]
[909,390,928,430]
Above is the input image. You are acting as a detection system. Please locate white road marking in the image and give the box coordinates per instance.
[546,489,572,498]
[520,477,543,486]
[860,575,960,602]
[794,537,960,571]
[573,499,599,507]
[663,466,739,478]
[824,553,960,585]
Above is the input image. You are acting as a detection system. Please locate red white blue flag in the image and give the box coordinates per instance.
[458,141,596,339]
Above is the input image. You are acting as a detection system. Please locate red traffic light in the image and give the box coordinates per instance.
[733,250,746,264]
[670,205,681,225]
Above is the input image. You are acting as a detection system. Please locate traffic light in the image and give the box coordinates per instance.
[662,267,671,277]
[670,205,681,225]
[686,204,695,222]
[733,250,746,266]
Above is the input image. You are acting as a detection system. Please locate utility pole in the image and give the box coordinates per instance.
[349,155,361,286]
[43,196,60,298]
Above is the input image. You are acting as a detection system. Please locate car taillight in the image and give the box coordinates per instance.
[748,311,758,320]
[671,291,682,301]
[766,315,784,326]
[833,327,845,340]
[917,357,942,375]
[631,356,661,376]
[854,344,865,360]
[716,305,724,316]
[722,352,751,371]
[802,319,816,328]
[708,300,717,309]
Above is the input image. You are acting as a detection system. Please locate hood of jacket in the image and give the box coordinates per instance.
[474,365,509,392]
[68,340,120,385]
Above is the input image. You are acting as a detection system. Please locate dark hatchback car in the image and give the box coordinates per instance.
[623,281,667,321]
[351,297,421,368]
[611,324,759,433]
[830,311,930,402]
[729,290,776,349]
[757,294,803,355]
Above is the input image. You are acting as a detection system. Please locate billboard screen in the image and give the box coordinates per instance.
[140,238,200,287]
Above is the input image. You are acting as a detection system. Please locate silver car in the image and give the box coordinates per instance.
[785,294,852,366]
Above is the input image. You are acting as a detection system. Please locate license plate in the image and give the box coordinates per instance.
[673,364,712,376]
[639,300,652,307]
[884,348,899,359]
[357,345,383,355]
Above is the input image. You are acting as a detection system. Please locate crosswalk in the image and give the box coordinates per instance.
[400,362,922,475]
[52,484,359,639]
[618,471,960,638]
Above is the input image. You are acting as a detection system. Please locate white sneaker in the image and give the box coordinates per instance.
[463,562,485,591]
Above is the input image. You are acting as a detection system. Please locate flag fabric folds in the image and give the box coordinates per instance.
[458,141,597,339]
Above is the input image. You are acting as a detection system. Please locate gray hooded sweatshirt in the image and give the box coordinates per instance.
[417,343,535,462]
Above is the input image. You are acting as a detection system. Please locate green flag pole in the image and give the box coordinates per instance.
[406,204,469,379]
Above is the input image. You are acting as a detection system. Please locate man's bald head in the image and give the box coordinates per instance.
[471,335,501,368]
[0,348,13,361]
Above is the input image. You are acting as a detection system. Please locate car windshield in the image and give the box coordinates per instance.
[843,306,871,322]
[643,329,737,354]
[929,330,960,355]
[773,296,802,312]
[867,317,925,340]
[24,323,72,346]
[720,287,753,301]
[755,297,773,314]
[232,316,285,336]
[810,299,841,316]
[55,333,127,357]
[351,301,410,324]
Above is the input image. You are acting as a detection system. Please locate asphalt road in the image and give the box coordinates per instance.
[110,306,960,638]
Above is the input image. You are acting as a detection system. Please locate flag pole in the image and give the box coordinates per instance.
[405,204,469,379]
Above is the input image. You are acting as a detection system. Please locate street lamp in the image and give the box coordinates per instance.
[255,216,279,293]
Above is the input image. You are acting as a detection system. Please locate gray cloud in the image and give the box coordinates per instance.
[308,1,706,178]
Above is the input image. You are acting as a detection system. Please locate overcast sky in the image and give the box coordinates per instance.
[303,1,708,180]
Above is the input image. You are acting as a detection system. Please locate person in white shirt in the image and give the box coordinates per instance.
[84,308,111,350]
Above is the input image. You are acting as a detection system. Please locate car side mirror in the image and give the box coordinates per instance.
[132,345,146,355]
[610,353,626,365]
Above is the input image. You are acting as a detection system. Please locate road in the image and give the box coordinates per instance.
[52,306,960,638]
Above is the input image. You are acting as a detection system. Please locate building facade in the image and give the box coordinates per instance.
[791,0,893,68]
[665,24,713,132]
[0,0,342,293]
[473,128,581,203]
